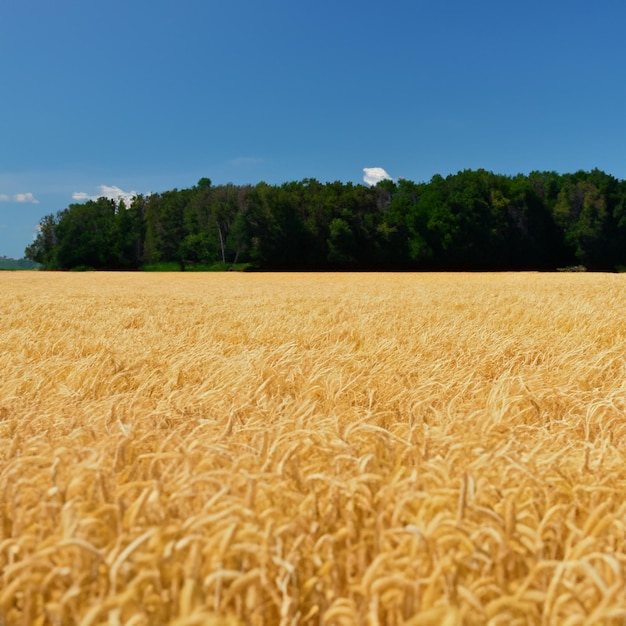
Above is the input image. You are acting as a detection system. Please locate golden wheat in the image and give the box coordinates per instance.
[1,271,626,625]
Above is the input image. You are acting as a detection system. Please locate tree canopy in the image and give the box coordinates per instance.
[26,169,626,271]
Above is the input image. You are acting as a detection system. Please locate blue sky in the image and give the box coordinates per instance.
[1,0,625,258]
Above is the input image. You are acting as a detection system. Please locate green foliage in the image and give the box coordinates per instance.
[140,262,184,272]
[140,261,253,272]
[25,214,58,268]
[26,170,626,271]
[54,198,117,269]
[327,217,355,266]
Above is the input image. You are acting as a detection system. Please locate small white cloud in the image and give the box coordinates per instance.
[14,192,39,204]
[363,167,393,186]
[99,185,137,203]
[0,192,39,203]
[72,185,138,205]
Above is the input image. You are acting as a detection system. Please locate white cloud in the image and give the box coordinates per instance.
[14,192,40,204]
[363,167,393,186]
[72,185,138,205]
[0,192,39,204]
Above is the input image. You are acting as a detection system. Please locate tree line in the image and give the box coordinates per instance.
[0,256,40,270]
[26,169,626,271]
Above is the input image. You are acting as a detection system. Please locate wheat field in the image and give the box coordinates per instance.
[1,271,626,626]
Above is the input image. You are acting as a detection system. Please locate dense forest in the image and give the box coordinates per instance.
[26,169,626,271]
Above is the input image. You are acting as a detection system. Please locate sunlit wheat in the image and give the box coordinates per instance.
[1,271,625,625]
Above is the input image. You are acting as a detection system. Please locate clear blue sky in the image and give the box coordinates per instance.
[1,0,625,258]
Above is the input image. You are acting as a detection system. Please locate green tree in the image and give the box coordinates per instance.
[143,189,190,266]
[327,217,355,266]
[25,214,58,268]
[111,196,146,268]
[54,198,117,269]
[179,232,217,265]
[553,175,608,267]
